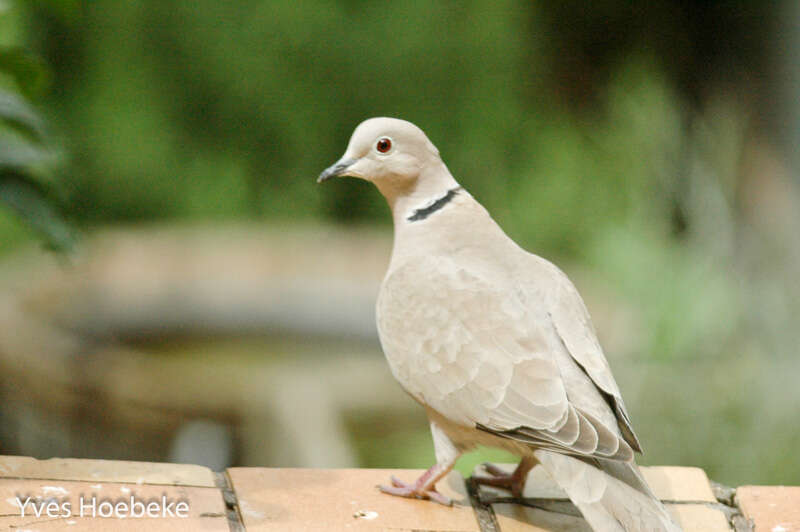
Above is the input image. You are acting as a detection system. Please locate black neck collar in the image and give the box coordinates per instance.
[407,187,463,222]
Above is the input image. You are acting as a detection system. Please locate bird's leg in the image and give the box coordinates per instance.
[472,456,537,498]
[378,418,461,506]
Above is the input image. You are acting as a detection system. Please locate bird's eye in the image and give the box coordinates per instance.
[376,137,392,153]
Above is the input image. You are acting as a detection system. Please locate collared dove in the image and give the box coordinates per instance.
[318,117,682,531]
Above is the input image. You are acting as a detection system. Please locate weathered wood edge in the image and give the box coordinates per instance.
[215,471,246,532]
[467,476,501,532]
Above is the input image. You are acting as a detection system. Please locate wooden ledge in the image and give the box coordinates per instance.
[0,455,788,531]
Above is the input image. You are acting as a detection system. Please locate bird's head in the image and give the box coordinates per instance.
[318,117,455,203]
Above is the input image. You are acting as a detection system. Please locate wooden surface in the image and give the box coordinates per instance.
[0,455,792,531]
[472,463,731,532]
[227,468,477,531]
[737,486,800,532]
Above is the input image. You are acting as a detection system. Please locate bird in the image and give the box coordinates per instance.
[318,117,682,531]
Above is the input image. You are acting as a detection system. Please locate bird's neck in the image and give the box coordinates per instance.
[375,162,461,227]
[384,178,514,275]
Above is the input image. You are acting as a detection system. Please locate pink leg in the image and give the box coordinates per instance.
[472,456,537,498]
[378,459,457,506]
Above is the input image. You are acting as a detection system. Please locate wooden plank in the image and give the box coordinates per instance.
[227,467,480,531]
[666,504,731,532]
[0,456,781,531]
[0,477,228,531]
[0,455,216,488]
[489,502,730,532]
[736,485,800,532]
[643,467,717,502]
[493,503,592,532]
[474,463,729,531]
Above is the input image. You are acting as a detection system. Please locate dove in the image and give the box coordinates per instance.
[318,117,682,531]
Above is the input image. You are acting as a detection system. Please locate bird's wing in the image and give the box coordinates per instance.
[377,255,633,461]
[529,255,642,452]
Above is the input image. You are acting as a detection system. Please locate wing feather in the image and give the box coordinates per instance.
[530,255,643,452]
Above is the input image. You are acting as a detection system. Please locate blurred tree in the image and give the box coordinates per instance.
[0,1,72,252]
[22,1,780,247]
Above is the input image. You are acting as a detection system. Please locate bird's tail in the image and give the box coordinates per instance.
[534,450,683,532]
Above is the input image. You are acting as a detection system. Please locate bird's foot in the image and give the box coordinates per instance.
[472,459,535,498]
[378,475,452,506]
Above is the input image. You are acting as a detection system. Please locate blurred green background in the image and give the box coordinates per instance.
[0,1,799,488]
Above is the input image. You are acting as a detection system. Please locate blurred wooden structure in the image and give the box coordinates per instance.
[0,226,406,469]
[1,455,792,531]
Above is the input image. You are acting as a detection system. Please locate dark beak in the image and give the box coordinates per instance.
[317,158,356,183]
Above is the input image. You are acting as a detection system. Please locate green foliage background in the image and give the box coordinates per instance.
[2,2,772,253]
[12,3,704,243]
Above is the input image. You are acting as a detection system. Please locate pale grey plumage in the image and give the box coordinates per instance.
[319,117,682,531]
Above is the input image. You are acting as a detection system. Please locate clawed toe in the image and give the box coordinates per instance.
[390,475,411,488]
[378,483,410,496]
[472,472,514,489]
[378,480,452,506]
[472,462,530,498]
[377,460,458,507]
[480,462,509,478]
[424,489,452,506]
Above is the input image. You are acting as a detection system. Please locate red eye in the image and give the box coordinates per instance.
[376,137,392,153]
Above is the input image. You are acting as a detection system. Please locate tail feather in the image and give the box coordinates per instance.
[534,450,683,532]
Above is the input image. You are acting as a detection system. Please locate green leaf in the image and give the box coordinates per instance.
[0,134,55,171]
[0,171,74,252]
[0,46,52,99]
[0,88,47,142]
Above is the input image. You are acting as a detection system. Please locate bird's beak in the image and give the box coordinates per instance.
[317,158,357,183]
